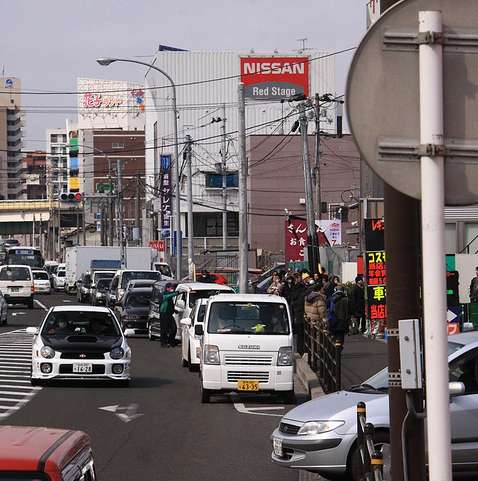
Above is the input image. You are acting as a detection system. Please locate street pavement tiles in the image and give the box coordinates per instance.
[0,328,41,420]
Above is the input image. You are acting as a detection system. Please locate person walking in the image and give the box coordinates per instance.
[351,276,366,333]
[290,273,307,354]
[304,282,327,327]
[160,283,180,347]
[326,284,350,347]
[470,267,478,303]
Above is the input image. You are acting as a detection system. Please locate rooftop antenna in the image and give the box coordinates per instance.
[297,37,308,51]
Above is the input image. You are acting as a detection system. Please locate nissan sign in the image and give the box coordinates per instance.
[240,56,309,100]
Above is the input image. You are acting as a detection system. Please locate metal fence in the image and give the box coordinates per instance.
[304,321,342,393]
[356,401,384,481]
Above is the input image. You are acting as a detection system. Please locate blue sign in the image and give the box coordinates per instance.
[4,79,13,88]
[160,154,172,173]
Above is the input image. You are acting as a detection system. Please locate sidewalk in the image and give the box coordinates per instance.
[340,333,388,388]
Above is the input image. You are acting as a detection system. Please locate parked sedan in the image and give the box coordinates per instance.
[271,332,478,480]
[32,269,51,295]
[90,277,112,306]
[27,305,133,386]
[115,287,153,334]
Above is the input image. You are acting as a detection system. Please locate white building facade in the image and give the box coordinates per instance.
[144,50,336,245]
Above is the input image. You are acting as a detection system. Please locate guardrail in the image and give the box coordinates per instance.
[356,401,384,481]
[304,321,342,393]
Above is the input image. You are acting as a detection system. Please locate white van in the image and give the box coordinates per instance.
[174,282,234,344]
[0,265,34,309]
[197,293,294,403]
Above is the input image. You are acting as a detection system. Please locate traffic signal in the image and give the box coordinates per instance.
[60,192,83,202]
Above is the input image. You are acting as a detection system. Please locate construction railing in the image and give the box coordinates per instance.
[356,401,384,481]
[304,321,342,393]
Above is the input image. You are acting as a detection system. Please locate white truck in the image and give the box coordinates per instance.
[65,246,155,293]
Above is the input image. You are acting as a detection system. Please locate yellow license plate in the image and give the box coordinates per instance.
[237,380,260,391]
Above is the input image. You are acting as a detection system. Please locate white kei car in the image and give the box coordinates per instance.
[27,306,133,386]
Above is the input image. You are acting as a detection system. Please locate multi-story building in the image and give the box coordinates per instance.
[0,77,23,199]
[22,151,47,199]
[45,128,68,199]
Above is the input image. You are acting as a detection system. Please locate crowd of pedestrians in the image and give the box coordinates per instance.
[265,268,366,354]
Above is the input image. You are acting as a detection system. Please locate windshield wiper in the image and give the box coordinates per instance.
[347,383,387,393]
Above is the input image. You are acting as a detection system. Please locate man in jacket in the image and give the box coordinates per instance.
[470,267,478,303]
[290,273,307,354]
[351,276,366,333]
[304,282,327,326]
[327,285,350,346]
[160,283,181,347]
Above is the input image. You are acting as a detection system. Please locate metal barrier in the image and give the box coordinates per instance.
[356,401,384,481]
[304,321,342,393]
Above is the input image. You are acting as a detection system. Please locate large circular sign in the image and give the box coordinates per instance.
[347,0,478,205]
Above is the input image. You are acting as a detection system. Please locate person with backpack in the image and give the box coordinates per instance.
[326,284,350,347]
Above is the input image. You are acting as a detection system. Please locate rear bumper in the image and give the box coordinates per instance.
[4,294,33,303]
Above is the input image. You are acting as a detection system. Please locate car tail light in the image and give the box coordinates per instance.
[31,285,35,293]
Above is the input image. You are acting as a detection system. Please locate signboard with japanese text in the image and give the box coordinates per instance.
[240,56,309,100]
[285,219,308,263]
[316,219,342,246]
[364,218,385,251]
[365,250,387,330]
[160,154,172,232]
[149,240,166,252]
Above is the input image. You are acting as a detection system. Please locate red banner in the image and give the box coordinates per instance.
[285,219,307,263]
[149,240,165,252]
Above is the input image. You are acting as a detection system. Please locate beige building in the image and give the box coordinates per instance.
[0,77,23,199]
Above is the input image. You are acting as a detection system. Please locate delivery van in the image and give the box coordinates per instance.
[197,293,294,403]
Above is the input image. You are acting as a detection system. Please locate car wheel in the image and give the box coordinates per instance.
[30,377,43,386]
[182,356,189,368]
[349,430,390,481]
[27,299,34,309]
[116,379,130,387]
[200,381,212,403]
[188,348,198,372]
[280,390,296,404]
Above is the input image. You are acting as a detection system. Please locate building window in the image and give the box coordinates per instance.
[205,172,239,188]
[193,212,239,237]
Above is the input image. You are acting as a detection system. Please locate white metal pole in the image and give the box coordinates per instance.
[238,83,248,293]
[186,135,194,275]
[419,11,451,481]
[221,103,227,250]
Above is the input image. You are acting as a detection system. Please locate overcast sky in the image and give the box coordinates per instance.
[3,0,366,149]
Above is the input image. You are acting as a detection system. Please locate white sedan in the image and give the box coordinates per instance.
[27,306,133,386]
[53,270,66,291]
[32,269,51,294]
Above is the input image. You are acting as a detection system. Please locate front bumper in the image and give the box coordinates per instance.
[201,364,293,392]
[121,318,148,333]
[270,426,352,476]
[31,357,131,381]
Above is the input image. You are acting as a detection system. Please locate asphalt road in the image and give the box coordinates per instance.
[0,292,303,481]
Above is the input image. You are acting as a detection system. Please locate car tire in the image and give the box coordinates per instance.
[182,357,189,368]
[349,430,390,481]
[116,379,130,387]
[201,382,212,403]
[27,299,34,309]
[280,390,296,404]
[30,377,43,386]
[188,348,198,372]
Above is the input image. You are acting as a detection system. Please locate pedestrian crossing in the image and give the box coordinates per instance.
[0,328,40,420]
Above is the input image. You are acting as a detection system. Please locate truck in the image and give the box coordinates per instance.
[65,246,155,293]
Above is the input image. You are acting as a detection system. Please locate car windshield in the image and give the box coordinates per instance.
[0,267,31,281]
[349,340,467,393]
[121,271,161,288]
[158,264,172,277]
[125,292,152,308]
[96,278,111,290]
[189,289,230,308]
[33,271,49,280]
[42,311,120,337]
[57,271,65,277]
[207,302,290,335]
[94,272,115,281]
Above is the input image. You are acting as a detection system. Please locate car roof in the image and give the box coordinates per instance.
[0,264,32,269]
[449,331,478,345]
[0,426,89,472]
[51,305,111,313]
[118,269,157,274]
[177,282,233,291]
[210,293,287,303]
[125,287,153,293]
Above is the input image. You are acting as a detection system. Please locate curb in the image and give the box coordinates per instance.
[295,354,324,399]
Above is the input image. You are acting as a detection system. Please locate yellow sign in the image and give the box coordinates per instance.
[69,177,80,190]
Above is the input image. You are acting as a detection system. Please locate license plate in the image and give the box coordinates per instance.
[237,380,260,391]
[273,437,283,457]
[9,287,20,293]
[72,363,92,373]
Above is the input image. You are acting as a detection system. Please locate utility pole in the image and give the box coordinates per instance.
[185,135,194,271]
[135,174,142,246]
[379,1,426,481]
[299,102,318,275]
[108,159,114,247]
[314,93,322,221]
[117,159,125,268]
[76,204,80,246]
[221,103,227,250]
[82,199,86,245]
[238,83,248,293]
[57,203,61,261]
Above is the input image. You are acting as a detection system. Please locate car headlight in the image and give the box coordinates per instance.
[40,346,55,359]
[277,346,293,366]
[297,420,345,435]
[110,347,125,360]
[204,344,220,365]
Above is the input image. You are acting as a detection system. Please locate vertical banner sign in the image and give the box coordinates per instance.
[364,219,386,333]
[316,219,342,246]
[67,123,80,193]
[285,219,308,263]
[160,154,172,233]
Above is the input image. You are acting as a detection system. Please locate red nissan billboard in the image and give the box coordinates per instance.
[240,56,309,100]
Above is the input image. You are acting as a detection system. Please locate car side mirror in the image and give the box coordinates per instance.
[180,318,192,327]
[123,328,135,337]
[195,324,204,336]
[449,381,465,397]
[26,327,39,335]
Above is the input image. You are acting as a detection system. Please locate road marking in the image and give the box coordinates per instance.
[232,402,284,418]
[245,406,285,411]
[0,330,42,422]
[99,403,144,423]
[62,299,72,303]
[34,299,49,312]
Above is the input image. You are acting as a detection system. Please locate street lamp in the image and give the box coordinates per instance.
[96,57,182,280]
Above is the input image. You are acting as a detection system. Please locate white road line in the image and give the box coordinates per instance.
[232,402,283,417]
[0,398,30,403]
[246,406,285,411]
[0,390,36,396]
[0,358,31,362]
[0,385,40,390]
[0,362,31,366]
[34,299,49,312]
[0,405,20,410]
[0,370,29,374]
[0,377,30,382]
